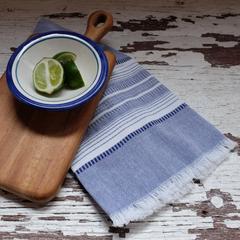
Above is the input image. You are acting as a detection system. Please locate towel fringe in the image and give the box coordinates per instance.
[110,138,237,227]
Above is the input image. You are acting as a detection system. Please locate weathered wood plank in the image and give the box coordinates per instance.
[0,0,240,239]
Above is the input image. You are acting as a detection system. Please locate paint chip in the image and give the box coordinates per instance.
[211,196,224,208]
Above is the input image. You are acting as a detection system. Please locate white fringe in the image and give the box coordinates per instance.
[110,138,237,227]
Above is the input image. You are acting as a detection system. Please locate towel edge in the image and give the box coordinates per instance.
[109,137,238,227]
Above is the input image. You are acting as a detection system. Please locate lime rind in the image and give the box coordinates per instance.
[64,59,85,89]
[52,52,77,66]
[53,51,85,89]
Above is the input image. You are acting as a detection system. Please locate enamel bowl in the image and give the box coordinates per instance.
[6,31,108,111]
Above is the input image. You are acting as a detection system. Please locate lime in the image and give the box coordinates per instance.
[33,57,64,94]
[63,59,85,89]
[53,51,85,89]
[52,52,76,66]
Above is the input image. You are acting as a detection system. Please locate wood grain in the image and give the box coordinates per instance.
[0,10,115,204]
[0,50,116,203]
[84,11,113,43]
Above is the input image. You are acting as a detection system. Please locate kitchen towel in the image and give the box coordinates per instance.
[34,18,237,227]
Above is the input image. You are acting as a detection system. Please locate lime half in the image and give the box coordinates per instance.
[33,58,64,94]
[52,52,77,66]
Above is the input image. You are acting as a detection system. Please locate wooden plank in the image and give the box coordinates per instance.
[0,0,239,239]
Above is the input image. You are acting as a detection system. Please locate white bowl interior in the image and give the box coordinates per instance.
[12,34,101,104]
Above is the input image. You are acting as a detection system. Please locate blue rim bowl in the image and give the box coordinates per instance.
[6,31,108,111]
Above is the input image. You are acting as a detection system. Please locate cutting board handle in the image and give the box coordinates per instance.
[84,10,113,43]
[0,11,116,203]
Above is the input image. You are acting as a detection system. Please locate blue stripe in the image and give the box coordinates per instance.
[100,69,151,101]
[116,56,132,65]
[74,94,179,162]
[76,103,188,175]
[89,84,169,130]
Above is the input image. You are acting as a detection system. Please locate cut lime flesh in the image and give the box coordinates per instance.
[33,58,64,94]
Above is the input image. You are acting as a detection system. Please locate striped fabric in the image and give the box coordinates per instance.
[72,53,185,172]
[71,43,236,226]
[34,19,237,227]
[75,103,188,174]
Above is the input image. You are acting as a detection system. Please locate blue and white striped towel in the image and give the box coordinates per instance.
[34,19,237,227]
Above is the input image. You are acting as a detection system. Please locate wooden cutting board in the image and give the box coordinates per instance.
[0,11,116,203]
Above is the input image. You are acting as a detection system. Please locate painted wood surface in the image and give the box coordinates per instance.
[0,0,239,239]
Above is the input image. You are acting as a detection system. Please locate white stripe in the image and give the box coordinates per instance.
[79,91,173,151]
[97,75,153,107]
[108,60,144,82]
[75,93,178,161]
[72,98,183,171]
[89,81,163,126]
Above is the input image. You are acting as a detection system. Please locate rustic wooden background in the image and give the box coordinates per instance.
[0,0,239,239]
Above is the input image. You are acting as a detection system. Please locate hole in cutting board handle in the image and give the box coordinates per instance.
[94,13,107,27]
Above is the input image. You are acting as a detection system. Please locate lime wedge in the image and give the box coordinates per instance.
[53,51,85,89]
[52,52,77,65]
[33,58,64,94]
[64,59,85,89]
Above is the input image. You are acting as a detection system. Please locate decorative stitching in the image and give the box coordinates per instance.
[76,103,188,175]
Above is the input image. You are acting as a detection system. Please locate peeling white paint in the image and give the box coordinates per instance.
[210,196,224,208]
[0,0,240,239]
[224,219,240,228]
